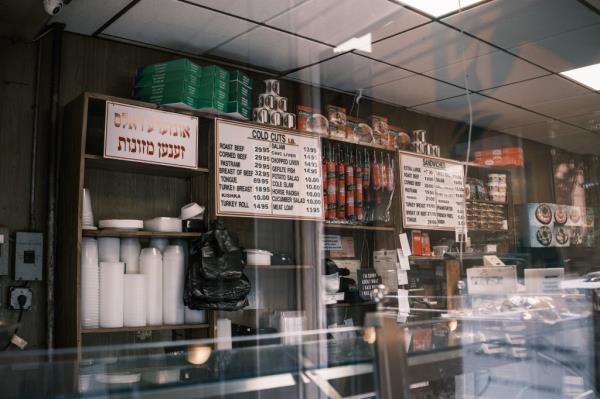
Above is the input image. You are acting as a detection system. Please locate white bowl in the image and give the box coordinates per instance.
[245,249,272,266]
[180,203,205,220]
[144,217,182,233]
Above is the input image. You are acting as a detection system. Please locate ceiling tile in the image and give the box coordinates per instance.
[284,53,413,92]
[363,75,464,107]
[510,24,600,72]
[104,0,254,54]
[186,0,308,22]
[504,122,600,154]
[443,0,600,49]
[208,26,332,73]
[563,111,600,131]
[528,93,600,120]
[366,23,496,73]
[480,75,590,109]
[412,94,546,130]
[268,0,429,46]
[424,51,548,91]
[51,0,130,35]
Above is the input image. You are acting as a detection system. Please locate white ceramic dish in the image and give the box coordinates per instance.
[245,249,272,266]
[144,217,182,232]
[98,219,143,230]
[180,202,205,220]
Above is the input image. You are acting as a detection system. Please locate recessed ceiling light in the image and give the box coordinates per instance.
[334,33,372,54]
[396,0,486,17]
[560,63,600,91]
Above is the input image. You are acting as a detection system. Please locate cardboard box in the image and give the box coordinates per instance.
[137,58,201,77]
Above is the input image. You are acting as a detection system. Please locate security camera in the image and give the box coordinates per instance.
[43,0,64,15]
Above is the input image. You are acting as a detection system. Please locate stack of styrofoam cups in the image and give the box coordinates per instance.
[98,237,120,262]
[80,237,99,328]
[82,188,95,228]
[163,245,185,325]
[171,238,206,324]
[123,274,146,327]
[120,238,141,273]
[99,262,125,328]
[140,247,163,325]
[149,238,169,253]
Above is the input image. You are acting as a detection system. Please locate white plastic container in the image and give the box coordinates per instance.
[244,249,272,266]
[144,217,182,233]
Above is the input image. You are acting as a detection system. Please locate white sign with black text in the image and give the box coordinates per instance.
[399,151,465,230]
[215,119,323,220]
[104,101,198,169]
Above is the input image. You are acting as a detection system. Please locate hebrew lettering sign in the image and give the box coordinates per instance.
[104,101,198,169]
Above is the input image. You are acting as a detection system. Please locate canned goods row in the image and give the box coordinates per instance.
[258,93,288,112]
[253,107,296,129]
[412,141,440,157]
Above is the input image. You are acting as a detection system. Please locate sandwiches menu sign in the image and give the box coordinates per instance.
[104,101,198,169]
[215,119,323,220]
[398,151,465,230]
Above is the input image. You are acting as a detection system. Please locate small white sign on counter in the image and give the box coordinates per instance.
[215,119,323,220]
[524,268,564,293]
[322,235,342,250]
[104,101,198,169]
[466,266,517,295]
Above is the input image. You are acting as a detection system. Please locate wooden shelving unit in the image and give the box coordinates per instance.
[323,222,395,232]
[56,93,213,360]
[322,135,397,152]
[245,264,313,270]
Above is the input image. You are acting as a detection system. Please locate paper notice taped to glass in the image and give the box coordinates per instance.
[397,289,410,322]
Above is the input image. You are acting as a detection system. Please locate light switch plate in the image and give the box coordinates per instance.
[15,232,43,281]
[0,227,8,276]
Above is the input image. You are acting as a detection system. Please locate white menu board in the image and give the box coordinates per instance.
[215,119,323,220]
[398,151,465,230]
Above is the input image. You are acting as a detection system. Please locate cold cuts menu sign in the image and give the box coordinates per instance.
[215,119,323,220]
[399,151,465,230]
[104,101,198,169]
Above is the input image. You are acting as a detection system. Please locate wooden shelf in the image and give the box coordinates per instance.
[409,255,445,261]
[81,323,209,334]
[245,264,313,270]
[82,229,202,238]
[327,301,376,308]
[322,135,397,152]
[84,154,209,178]
[323,222,395,232]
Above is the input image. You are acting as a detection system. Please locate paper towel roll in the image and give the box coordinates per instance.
[99,262,124,328]
[163,245,185,325]
[141,248,163,325]
[149,238,169,252]
[120,238,141,273]
[98,237,120,262]
[123,274,146,327]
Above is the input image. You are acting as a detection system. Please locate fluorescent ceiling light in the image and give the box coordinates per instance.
[396,0,486,17]
[560,63,600,91]
[334,33,372,54]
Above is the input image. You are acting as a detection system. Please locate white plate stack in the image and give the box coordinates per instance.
[140,247,163,325]
[99,262,125,328]
[123,274,146,327]
[98,237,120,262]
[81,238,99,328]
[163,245,185,325]
[120,238,141,273]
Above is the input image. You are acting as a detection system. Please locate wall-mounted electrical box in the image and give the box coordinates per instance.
[0,227,8,275]
[15,232,43,281]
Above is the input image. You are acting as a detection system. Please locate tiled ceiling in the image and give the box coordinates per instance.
[52,0,600,154]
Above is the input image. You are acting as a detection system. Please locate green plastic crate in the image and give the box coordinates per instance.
[133,81,199,100]
[230,70,252,88]
[134,69,202,88]
[229,81,252,99]
[196,98,227,112]
[227,101,252,119]
[202,65,230,81]
[137,94,197,109]
[137,58,201,77]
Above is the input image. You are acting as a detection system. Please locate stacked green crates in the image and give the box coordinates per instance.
[195,65,229,112]
[133,59,252,117]
[227,70,252,120]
